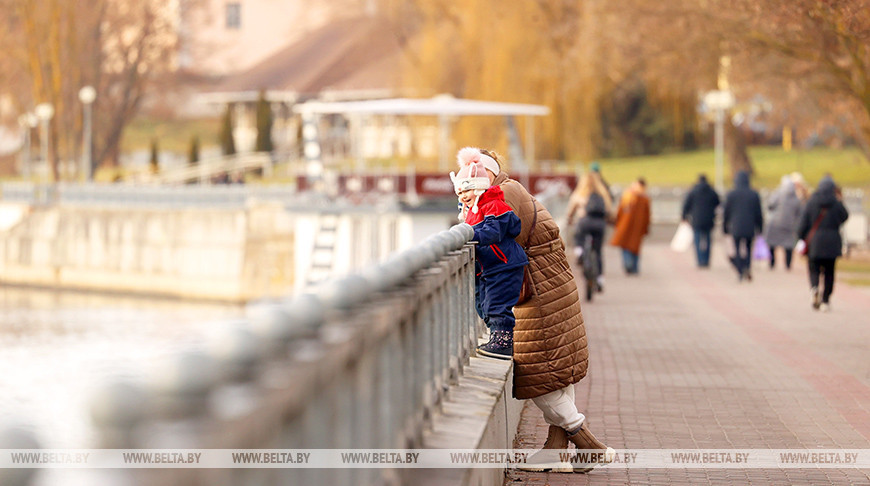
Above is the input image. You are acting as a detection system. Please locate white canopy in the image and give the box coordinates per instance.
[295,95,548,171]
[294,95,549,117]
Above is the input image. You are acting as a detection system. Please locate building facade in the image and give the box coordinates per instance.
[177,0,371,77]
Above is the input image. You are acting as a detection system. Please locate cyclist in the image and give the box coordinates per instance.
[566,171,613,296]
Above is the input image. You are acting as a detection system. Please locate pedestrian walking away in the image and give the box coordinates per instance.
[765,175,802,270]
[790,172,810,204]
[566,169,613,293]
[588,161,613,198]
[450,149,528,359]
[610,178,651,275]
[796,176,849,312]
[681,174,720,268]
[458,147,615,473]
[723,171,763,282]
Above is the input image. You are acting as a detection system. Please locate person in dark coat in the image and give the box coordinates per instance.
[796,176,849,311]
[681,174,720,268]
[723,171,763,281]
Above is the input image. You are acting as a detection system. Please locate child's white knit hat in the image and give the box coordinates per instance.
[449,147,499,214]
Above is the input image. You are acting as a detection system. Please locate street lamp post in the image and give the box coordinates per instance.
[79,86,97,182]
[35,103,54,179]
[703,90,735,194]
[25,114,37,178]
[17,114,36,179]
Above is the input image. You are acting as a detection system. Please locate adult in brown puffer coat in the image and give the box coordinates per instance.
[470,148,613,473]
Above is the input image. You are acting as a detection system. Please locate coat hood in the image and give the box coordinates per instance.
[817,176,836,195]
[734,171,750,189]
[814,176,838,206]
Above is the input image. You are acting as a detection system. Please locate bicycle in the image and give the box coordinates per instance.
[579,234,601,302]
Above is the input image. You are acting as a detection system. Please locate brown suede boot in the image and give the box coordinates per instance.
[566,423,615,473]
[515,425,573,472]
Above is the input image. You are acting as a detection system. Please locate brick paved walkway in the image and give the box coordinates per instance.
[507,241,870,485]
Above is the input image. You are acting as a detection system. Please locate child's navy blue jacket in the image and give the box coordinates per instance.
[464,186,529,276]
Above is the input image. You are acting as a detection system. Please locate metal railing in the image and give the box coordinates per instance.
[133,153,274,185]
[0,223,478,486]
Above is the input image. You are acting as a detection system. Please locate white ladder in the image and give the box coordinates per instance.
[305,213,339,287]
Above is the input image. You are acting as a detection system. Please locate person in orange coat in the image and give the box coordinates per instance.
[610,178,651,274]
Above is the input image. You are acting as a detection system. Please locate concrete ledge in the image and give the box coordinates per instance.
[412,355,523,486]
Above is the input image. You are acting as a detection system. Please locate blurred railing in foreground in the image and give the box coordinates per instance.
[1,223,478,486]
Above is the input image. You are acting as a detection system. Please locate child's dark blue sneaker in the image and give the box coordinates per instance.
[477,330,513,360]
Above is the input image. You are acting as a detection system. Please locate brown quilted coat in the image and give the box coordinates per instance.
[494,172,589,400]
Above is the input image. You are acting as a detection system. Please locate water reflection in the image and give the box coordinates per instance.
[0,286,244,449]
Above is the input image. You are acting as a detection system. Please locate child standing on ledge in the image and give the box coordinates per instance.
[450,147,528,359]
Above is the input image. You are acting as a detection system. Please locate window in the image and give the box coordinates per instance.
[226,2,241,29]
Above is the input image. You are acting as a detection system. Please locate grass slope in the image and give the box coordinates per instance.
[591,147,869,189]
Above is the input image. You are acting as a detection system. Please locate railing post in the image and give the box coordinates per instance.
[0,422,41,486]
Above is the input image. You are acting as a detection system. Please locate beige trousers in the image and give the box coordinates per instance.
[530,384,586,432]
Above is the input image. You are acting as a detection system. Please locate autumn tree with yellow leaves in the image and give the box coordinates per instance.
[395,0,869,165]
[394,0,706,163]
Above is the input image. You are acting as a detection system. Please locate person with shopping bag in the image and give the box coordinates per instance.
[796,176,849,311]
[680,174,720,267]
[764,175,803,270]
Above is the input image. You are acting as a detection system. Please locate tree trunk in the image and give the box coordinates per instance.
[724,119,753,178]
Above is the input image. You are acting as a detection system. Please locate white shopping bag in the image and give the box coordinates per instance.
[670,222,693,252]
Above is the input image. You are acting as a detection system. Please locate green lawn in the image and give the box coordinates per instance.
[585,147,869,190]
[121,117,220,154]
[840,256,870,288]
[839,258,870,274]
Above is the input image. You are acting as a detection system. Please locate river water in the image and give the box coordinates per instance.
[0,286,245,451]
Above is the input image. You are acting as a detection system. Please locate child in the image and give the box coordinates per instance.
[450,148,528,359]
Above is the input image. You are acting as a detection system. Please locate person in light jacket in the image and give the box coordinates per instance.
[796,176,849,311]
[765,175,802,270]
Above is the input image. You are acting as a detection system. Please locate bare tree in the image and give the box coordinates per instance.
[608,0,870,160]
[1,0,183,180]
[737,0,870,158]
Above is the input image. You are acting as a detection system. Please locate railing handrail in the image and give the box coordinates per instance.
[133,152,273,185]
